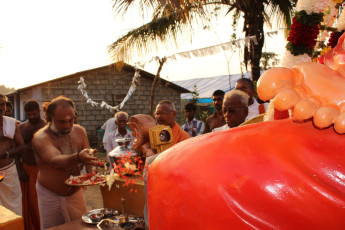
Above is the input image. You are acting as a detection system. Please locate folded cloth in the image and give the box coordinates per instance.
[0,161,22,216]
[36,182,87,230]
[3,116,16,139]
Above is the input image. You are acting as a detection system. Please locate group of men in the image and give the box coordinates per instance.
[0,76,267,230]
[0,95,48,230]
[0,95,100,230]
[181,77,268,135]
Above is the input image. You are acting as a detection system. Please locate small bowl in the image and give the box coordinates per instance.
[102,208,114,218]
[119,222,135,229]
[89,213,104,222]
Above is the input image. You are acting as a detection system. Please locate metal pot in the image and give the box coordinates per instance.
[108,138,139,175]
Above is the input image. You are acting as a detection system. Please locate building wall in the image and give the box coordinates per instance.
[17,87,43,121]
[34,68,183,147]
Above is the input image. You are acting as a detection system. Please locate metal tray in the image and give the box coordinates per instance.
[96,215,144,230]
[82,208,119,224]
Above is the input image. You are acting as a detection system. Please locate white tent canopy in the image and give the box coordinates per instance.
[173,72,252,102]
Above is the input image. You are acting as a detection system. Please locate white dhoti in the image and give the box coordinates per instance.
[36,182,87,230]
[0,160,22,216]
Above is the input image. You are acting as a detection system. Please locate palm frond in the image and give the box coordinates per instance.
[108,2,215,63]
[264,0,294,28]
[112,0,159,18]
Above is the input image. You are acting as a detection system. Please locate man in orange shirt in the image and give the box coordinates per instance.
[141,100,190,157]
[154,100,189,145]
[143,100,189,228]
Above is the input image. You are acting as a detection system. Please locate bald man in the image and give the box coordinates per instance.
[33,96,101,229]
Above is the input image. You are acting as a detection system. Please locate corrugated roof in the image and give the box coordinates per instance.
[173,72,252,99]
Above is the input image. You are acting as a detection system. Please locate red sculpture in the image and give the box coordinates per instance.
[147,32,345,230]
[148,119,345,229]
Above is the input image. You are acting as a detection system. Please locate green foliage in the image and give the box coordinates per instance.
[111,0,296,82]
[231,10,240,40]
[199,110,209,122]
[180,85,209,124]
[294,10,324,26]
[190,85,199,104]
[260,52,279,70]
[286,42,313,56]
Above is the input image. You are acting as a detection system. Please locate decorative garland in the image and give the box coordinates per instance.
[280,0,345,68]
[327,31,345,47]
[77,67,141,112]
[286,11,324,56]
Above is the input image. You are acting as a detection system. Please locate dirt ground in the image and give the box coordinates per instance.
[84,151,107,211]
[84,184,104,211]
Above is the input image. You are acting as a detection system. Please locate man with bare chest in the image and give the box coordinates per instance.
[204,90,226,133]
[19,100,46,230]
[0,94,25,215]
[32,96,101,229]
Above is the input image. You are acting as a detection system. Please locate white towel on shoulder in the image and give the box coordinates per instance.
[3,116,16,139]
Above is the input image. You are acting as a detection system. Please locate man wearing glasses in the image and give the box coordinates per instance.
[213,90,249,131]
[235,78,268,121]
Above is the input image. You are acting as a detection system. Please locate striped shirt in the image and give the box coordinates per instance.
[181,118,205,137]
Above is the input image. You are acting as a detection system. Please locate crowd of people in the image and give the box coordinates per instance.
[183,78,268,134]
[0,77,268,229]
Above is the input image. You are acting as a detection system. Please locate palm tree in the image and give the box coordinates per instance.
[260,51,279,70]
[109,0,296,82]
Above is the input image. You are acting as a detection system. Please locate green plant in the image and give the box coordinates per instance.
[260,52,279,70]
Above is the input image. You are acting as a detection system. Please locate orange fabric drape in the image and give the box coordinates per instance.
[172,122,190,145]
[20,163,40,230]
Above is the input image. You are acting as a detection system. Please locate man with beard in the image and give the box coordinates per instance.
[32,96,102,229]
[19,100,46,230]
[0,94,25,215]
[204,90,226,133]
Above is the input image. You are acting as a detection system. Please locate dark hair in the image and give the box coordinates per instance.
[6,101,13,108]
[24,100,40,112]
[45,96,75,122]
[212,90,225,97]
[184,102,196,111]
[0,94,8,102]
[236,78,255,90]
[157,100,176,111]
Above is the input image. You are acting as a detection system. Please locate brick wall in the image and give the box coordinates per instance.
[39,67,184,147]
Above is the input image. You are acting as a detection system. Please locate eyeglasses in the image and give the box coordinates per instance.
[154,111,172,116]
[222,107,244,114]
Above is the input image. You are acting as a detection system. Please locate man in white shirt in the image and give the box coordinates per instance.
[181,102,205,137]
[101,116,117,149]
[235,78,268,121]
[213,90,249,132]
[105,111,134,169]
